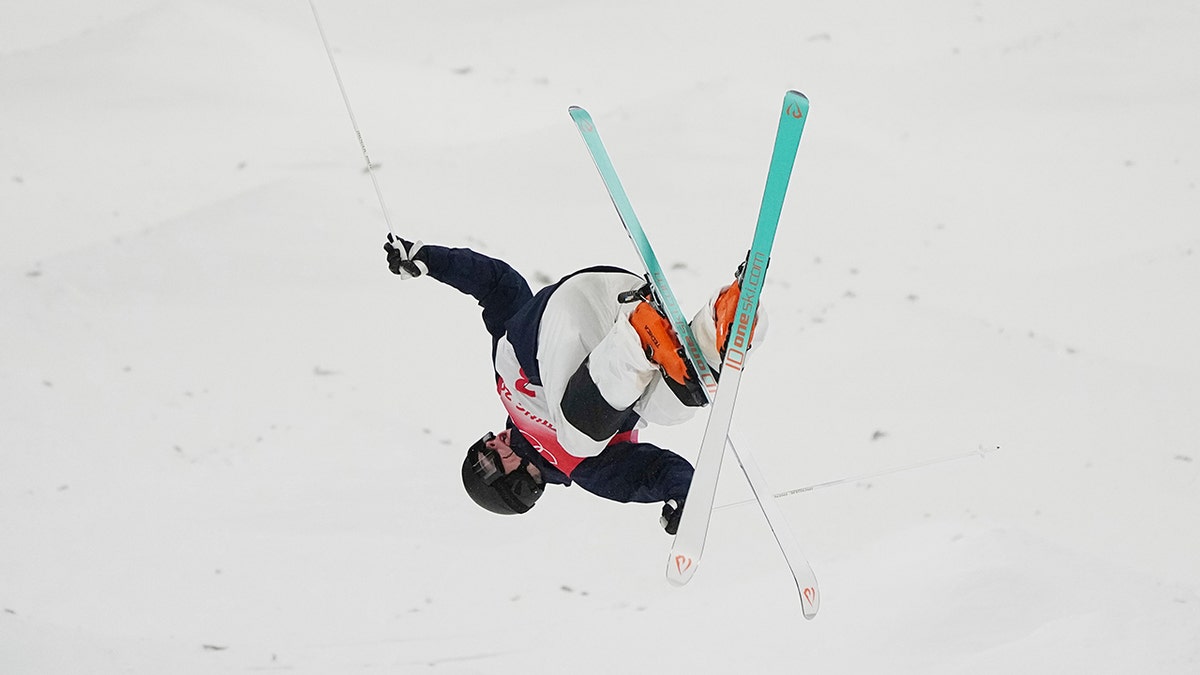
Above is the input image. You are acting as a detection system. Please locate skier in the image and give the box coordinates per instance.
[384,236,761,533]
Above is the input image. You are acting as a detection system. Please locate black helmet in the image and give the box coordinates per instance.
[462,432,544,515]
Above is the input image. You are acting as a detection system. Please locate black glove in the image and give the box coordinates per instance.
[383,234,428,279]
[660,498,685,535]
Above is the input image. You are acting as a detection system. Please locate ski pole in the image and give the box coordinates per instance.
[307,0,396,236]
[716,445,999,509]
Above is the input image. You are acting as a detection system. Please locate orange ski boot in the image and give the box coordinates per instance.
[713,279,762,360]
[628,298,708,407]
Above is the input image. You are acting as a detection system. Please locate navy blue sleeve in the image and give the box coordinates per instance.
[569,442,694,504]
[419,245,533,339]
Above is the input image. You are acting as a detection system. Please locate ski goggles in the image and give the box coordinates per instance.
[469,432,506,486]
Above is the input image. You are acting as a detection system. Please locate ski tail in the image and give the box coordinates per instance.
[727,436,819,619]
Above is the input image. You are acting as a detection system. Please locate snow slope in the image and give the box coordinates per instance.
[2,1,1198,673]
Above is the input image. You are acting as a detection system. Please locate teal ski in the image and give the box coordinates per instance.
[668,90,809,593]
[567,106,718,399]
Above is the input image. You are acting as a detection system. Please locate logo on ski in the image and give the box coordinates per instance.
[802,587,817,605]
[674,554,692,575]
[722,250,768,373]
[786,101,804,119]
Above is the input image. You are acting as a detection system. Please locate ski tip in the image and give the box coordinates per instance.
[569,106,593,124]
[782,90,810,121]
[569,107,596,133]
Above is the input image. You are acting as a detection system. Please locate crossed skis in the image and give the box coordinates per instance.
[570,92,818,619]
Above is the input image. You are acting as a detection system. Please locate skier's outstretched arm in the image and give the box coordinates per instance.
[384,237,533,338]
[569,442,693,505]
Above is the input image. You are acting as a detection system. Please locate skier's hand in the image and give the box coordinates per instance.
[384,234,428,279]
[660,498,685,535]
